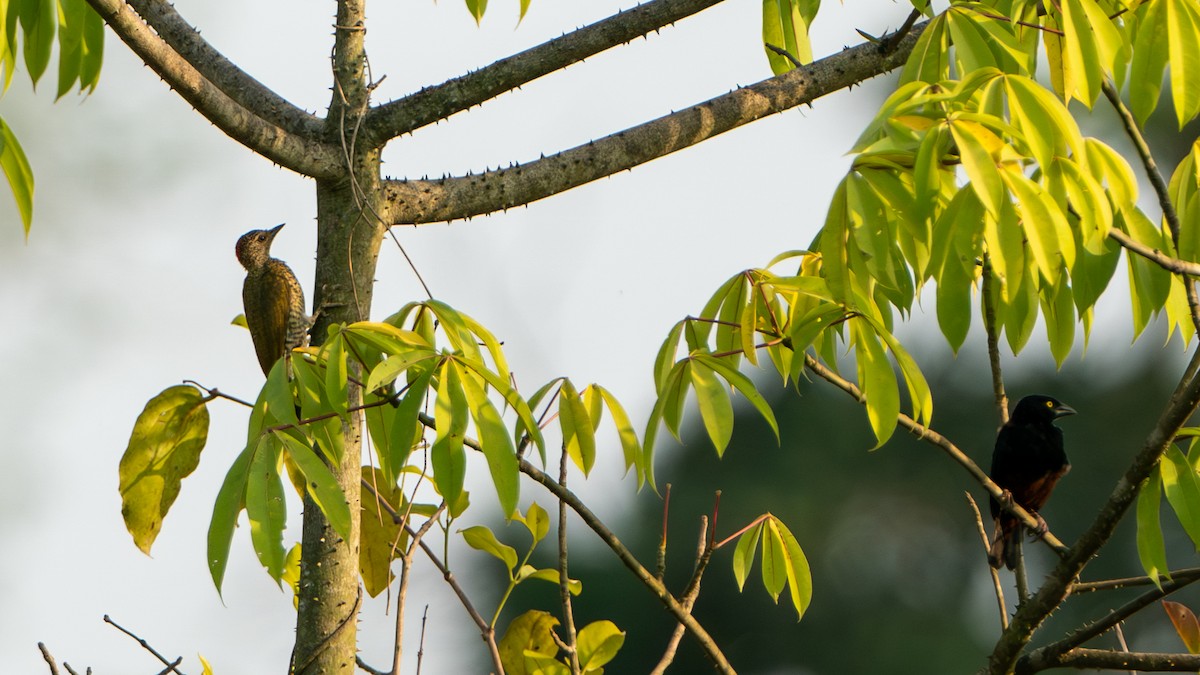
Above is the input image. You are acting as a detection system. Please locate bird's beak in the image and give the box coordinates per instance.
[1054,403,1077,418]
[268,223,285,238]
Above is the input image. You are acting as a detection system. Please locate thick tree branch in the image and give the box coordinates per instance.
[802,354,1068,554]
[84,0,342,179]
[125,0,325,139]
[1019,648,1200,673]
[362,0,728,146]
[989,369,1200,673]
[381,22,927,225]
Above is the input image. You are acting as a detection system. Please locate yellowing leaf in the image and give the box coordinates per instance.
[1164,600,1200,653]
[119,385,210,555]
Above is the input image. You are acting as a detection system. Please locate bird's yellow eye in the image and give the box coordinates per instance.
[1045,400,1054,408]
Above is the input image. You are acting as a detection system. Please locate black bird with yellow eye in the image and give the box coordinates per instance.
[988,395,1076,570]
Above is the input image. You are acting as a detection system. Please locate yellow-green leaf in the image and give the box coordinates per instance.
[119,385,210,555]
[1137,466,1170,590]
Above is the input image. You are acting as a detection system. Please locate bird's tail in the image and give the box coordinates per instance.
[988,519,1018,570]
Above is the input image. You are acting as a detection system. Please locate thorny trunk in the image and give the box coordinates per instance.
[292,0,384,671]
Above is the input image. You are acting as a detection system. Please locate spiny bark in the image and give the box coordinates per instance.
[292,0,385,671]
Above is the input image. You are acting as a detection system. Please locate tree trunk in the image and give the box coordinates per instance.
[292,0,384,670]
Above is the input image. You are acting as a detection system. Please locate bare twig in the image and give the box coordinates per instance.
[558,446,581,675]
[650,516,714,675]
[1072,567,1200,594]
[519,458,735,674]
[103,616,185,675]
[657,483,672,582]
[966,493,1008,630]
[1108,227,1200,276]
[38,643,61,675]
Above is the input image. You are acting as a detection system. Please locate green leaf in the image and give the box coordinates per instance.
[19,0,54,86]
[899,14,949,84]
[576,620,626,671]
[1137,465,1170,590]
[0,115,33,235]
[207,443,255,595]
[559,380,597,476]
[857,313,933,426]
[454,354,546,464]
[595,385,645,487]
[689,359,734,456]
[365,348,440,394]
[324,332,349,417]
[695,353,781,444]
[55,0,83,99]
[853,320,899,448]
[456,358,520,516]
[732,521,765,591]
[275,431,351,541]
[462,525,518,571]
[762,0,811,74]
[517,501,550,544]
[498,610,559,675]
[78,0,103,91]
[384,362,436,485]
[950,118,1005,218]
[514,566,581,595]
[1161,445,1200,549]
[431,358,468,510]
[1167,0,1200,126]
[245,434,287,582]
[1006,170,1075,280]
[119,385,210,555]
[765,516,813,620]
[465,0,486,24]
[264,356,298,427]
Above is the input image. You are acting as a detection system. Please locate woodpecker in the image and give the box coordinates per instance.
[235,224,310,376]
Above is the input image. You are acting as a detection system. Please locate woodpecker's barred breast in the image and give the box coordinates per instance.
[235,224,311,375]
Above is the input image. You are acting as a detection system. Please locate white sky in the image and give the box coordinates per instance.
[1,0,1153,672]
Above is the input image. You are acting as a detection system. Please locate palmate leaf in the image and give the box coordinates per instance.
[730,515,812,621]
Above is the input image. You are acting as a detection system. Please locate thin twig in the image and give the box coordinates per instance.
[103,616,185,675]
[1101,78,1200,337]
[966,493,1008,630]
[417,605,429,675]
[1072,567,1200,594]
[558,445,581,675]
[38,643,61,675]
[1108,227,1200,276]
[650,516,713,675]
[657,483,672,582]
[412,530,504,674]
[519,458,735,674]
